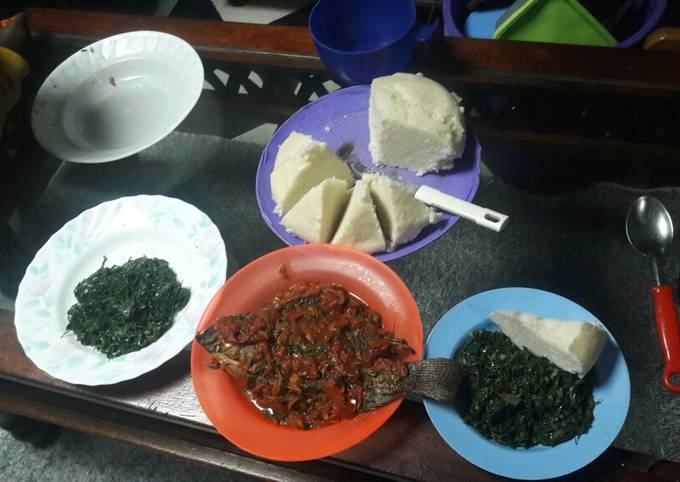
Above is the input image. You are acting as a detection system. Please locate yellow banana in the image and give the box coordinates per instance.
[0,46,29,81]
[0,47,29,139]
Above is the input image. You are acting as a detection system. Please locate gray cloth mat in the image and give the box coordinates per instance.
[13,131,680,463]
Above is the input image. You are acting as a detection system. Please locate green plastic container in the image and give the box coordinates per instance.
[493,0,617,47]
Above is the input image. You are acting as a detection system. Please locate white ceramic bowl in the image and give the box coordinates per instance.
[31,31,204,163]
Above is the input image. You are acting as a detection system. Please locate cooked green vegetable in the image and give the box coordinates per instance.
[67,257,190,359]
[455,330,595,448]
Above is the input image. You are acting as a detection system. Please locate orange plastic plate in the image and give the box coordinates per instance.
[190,244,423,461]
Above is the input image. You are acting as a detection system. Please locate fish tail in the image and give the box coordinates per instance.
[360,358,465,412]
[403,358,465,401]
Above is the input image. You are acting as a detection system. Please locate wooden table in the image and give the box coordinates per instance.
[3,7,680,482]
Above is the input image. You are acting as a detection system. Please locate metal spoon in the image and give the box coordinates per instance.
[626,195,680,393]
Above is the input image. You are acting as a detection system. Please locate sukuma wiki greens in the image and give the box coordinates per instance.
[455,330,595,448]
[67,257,190,359]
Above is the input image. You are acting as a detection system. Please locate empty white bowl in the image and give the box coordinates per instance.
[31,31,204,163]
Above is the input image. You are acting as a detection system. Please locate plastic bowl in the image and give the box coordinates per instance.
[190,244,423,461]
[443,0,667,47]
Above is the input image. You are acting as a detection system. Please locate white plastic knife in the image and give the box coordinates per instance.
[413,184,509,232]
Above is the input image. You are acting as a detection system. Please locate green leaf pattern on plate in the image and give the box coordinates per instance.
[66,356,84,370]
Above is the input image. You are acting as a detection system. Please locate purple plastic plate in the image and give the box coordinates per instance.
[255,85,481,262]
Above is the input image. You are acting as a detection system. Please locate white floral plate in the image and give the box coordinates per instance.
[14,195,227,385]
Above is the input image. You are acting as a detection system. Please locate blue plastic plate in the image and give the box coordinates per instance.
[424,287,630,480]
[464,7,509,38]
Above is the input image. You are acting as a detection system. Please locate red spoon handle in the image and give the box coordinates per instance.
[652,285,680,393]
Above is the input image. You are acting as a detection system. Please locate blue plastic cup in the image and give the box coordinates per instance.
[309,0,438,85]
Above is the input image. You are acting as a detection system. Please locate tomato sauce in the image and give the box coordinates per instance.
[213,282,414,429]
